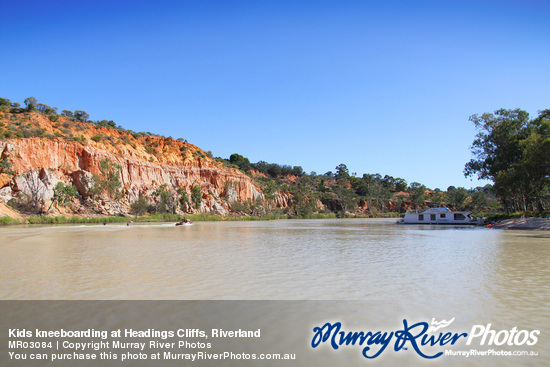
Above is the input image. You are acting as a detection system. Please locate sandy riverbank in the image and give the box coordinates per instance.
[491,217,550,230]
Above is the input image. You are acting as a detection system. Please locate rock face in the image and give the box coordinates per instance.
[0,127,275,216]
[71,170,95,198]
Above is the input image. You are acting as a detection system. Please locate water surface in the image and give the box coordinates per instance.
[1,219,549,302]
[1,219,548,366]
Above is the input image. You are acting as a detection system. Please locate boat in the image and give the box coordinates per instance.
[397,207,479,225]
[175,219,193,226]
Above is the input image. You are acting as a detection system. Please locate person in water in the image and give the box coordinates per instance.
[177,217,192,225]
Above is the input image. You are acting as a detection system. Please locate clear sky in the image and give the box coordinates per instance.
[1,0,548,189]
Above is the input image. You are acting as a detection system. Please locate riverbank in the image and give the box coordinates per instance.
[0,211,401,226]
[0,213,286,225]
[490,217,550,230]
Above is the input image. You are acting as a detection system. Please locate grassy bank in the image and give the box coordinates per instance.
[0,211,403,226]
[0,213,286,225]
[1,213,181,225]
[0,216,24,225]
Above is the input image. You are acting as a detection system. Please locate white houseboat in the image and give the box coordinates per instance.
[398,207,478,225]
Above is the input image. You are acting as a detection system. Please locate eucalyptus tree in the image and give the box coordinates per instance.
[465,109,550,212]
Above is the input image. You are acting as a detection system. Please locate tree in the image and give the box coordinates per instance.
[333,183,358,215]
[101,159,121,199]
[97,120,116,128]
[36,103,57,115]
[292,166,304,176]
[429,190,447,208]
[394,194,409,213]
[92,159,122,203]
[352,173,392,210]
[382,175,396,189]
[24,97,37,111]
[469,190,489,211]
[394,178,408,192]
[0,98,11,112]
[229,153,251,171]
[53,182,77,204]
[261,181,277,206]
[152,184,176,213]
[335,163,350,182]
[447,187,469,210]
[177,187,190,212]
[61,110,74,118]
[465,109,550,212]
[130,195,149,217]
[46,182,77,213]
[408,182,426,209]
[191,185,202,210]
[74,110,90,122]
[292,181,317,217]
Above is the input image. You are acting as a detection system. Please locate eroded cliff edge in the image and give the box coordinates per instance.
[0,112,289,217]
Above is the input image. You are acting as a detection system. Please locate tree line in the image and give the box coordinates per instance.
[225,155,498,217]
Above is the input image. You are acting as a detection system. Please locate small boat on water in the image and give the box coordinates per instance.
[175,219,193,226]
[397,207,479,225]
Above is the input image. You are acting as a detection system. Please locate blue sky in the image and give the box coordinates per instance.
[1,0,549,189]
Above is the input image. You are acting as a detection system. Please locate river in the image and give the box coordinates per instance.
[0,219,548,366]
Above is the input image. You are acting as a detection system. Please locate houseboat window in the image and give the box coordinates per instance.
[454,213,466,220]
[440,213,446,218]
[418,214,424,221]
[430,214,436,221]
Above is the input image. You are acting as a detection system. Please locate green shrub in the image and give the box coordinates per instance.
[48,114,59,122]
[191,185,202,210]
[0,216,23,225]
[91,135,102,142]
[0,157,14,174]
[130,195,149,217]
[33,128,46,137]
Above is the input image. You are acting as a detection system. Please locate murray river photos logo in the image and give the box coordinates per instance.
[311,318,540,359]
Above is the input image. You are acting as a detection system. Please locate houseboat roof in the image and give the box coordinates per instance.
[405,207,471,215]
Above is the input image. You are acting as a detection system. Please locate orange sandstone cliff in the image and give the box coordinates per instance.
[0,112,284,217]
